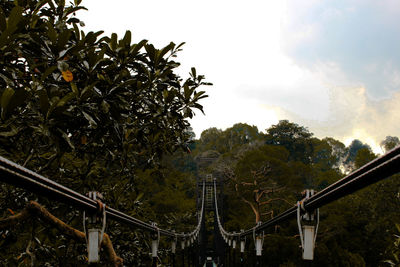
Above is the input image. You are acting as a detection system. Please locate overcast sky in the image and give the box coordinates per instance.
[79,0,400,153]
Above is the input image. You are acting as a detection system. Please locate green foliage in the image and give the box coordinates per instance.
[193,122,399,266]
[312,137,346,170]
[135,161,196,226]
[381,136,400,153]
[196,123,263,155]
[0,0,210,265]
[384,224,400,266]
[265,120,314,163]
[343,139,371,172]
[0,2,398,265]
[0,0,210,177]
[230,145,296,223]
[354,147,376,169]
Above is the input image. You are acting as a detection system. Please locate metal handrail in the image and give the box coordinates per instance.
[0,155,205,239]
[213,146,400,238]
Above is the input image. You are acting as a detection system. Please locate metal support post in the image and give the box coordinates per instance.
[227,242,231,267]
[171,234,177,267]
[297,189,320,261]
[240,238,246,253]
[253,223,264,257]
[151,223,160,267]
[83,191,106,264]
[181,238,185,267]
[253,223,264,266]
[181,239,186,266]
[232,235,237,267]
[181,239,185,250]
[188,245,192,267]
[240,229,246,266]
[255,236,263,256]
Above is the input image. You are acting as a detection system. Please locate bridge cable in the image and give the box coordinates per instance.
[0,154,205,240]
[212,145,400,259]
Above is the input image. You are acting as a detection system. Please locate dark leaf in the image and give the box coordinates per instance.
[57,29,71,51]
[82,111,97,128]
[7,6,23,32]
[58,128,75,150]
[0,7,6,32]
[130,39,148,55]
[37,89,49,114]
[123,30,131,46]
[40,66,58,82]
[1,87,15,119]
[110,32,117,51]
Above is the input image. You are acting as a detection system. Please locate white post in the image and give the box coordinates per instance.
[255,237,262,256]
[240,240,245,253]
[302,225,315,260]
[152,238,158,258]
[172,240,176,254]
[297,189,319,261]
[85,191,105,264]
[88,229,100,263]
[151,224,159,261]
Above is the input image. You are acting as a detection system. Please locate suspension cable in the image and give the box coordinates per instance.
[214,178,234,239]
[0,155,205,239]
[214,145,400,238]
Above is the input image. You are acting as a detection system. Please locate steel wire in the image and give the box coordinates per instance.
[0,155,206,239]
[215,146,400,237]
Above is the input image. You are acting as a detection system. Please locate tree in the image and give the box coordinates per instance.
[381,136,400,153]
[223,123,261,151]
[197,127,224,153]
[265,120,314,163]
[0,0,210,265]
[343,140,371,172]
[0,0,210,178]
[384,224,400,266]
[224,145,295,224]
[354,147,376,169]
[195,123,263,155]
[311,137,346,170]
[193,122,399,266]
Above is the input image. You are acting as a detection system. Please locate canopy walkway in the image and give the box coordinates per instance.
[0,146,400,266]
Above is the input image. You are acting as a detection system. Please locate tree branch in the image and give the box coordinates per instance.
[0,201,123,266]
[259,197,293,207]
[240,196,260,223]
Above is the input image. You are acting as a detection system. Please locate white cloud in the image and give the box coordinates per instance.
[279,85,400,154]
[190,58,333,136]
[79,0,400,148]
[281,0,400,98]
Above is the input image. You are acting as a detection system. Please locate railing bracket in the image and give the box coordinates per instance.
[297,189,319,261]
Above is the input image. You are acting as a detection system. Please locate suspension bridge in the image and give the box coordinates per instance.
[0,146,400,266]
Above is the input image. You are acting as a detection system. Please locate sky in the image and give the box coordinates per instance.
[79,0,400,153]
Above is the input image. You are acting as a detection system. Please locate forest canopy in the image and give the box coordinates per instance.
[0,0,209,265]
[193,121,400,266]
[0,0,398,266]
